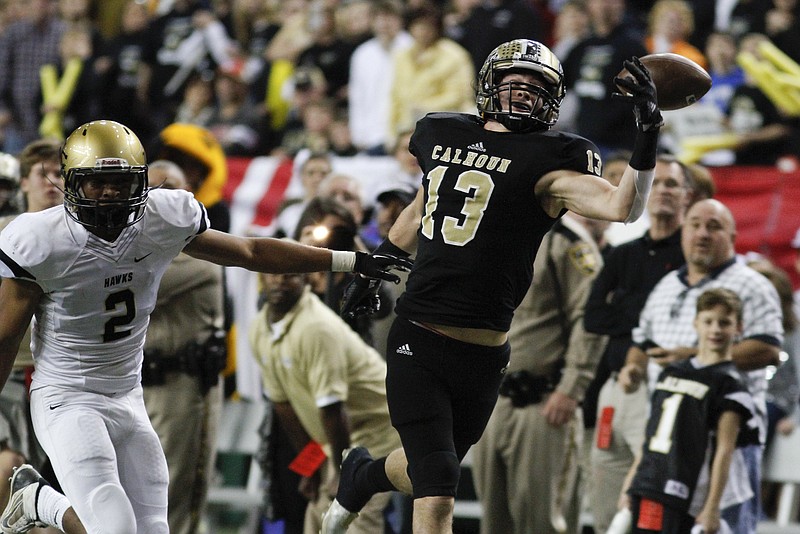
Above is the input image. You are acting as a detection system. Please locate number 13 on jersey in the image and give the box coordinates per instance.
[420,165,495,247]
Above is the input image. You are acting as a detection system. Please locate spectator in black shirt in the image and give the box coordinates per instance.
[584,153,691,533]
[562,0,648,159]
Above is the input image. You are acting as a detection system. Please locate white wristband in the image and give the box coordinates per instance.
[330,250,356,272]
[624,168,654,224]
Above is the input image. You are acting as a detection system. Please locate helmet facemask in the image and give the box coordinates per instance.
[64,167,148,230]
[477,40,566,132]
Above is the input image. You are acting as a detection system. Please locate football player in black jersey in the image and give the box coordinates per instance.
[618,288,756,534]
[321,39,664,534]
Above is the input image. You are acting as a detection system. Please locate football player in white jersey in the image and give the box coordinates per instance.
[0,120,411,534]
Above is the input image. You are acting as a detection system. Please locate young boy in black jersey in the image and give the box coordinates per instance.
[617,288,756,533]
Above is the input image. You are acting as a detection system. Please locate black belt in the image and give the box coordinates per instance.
[141,330,227,394]
[141,347,199,386]
[156,356,185,373]
[498,370,558,407]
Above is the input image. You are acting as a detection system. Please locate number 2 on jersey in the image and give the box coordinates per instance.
[420,165,495,246]
[104,289,135,342]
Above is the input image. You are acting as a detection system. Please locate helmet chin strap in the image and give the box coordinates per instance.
[496,114,547,133]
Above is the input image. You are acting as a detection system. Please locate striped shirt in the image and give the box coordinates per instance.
[0,17,66,144]
[633,257,784,443]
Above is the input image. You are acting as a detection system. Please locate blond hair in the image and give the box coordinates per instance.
[649,0,695,39]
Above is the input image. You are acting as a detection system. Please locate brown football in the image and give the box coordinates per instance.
[616,53,712,111]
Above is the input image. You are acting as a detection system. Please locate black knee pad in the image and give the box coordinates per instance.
[409,450,460,499]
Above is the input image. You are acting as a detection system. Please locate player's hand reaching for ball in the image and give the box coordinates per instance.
[612,57,663,132]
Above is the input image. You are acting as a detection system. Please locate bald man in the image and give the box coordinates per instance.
[618,199,783,534]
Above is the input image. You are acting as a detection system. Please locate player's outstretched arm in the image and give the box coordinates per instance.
[0,278,41,391]
[612,56,663,224]
[537,57,662,223]
[184,230,413,283]
[340,187,423,318]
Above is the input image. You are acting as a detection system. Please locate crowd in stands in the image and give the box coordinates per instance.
[0,0,797,167]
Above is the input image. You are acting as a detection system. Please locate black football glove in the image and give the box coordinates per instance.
[353,251,413,284]
[341,276,382,319]
[612,56,664,132]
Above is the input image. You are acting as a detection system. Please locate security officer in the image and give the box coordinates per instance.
[471,212,607,534]
[141,160,227,534]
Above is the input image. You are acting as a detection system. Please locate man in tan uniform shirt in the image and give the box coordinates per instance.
[141,160,226,534]
[472,213,607,534]
[250,269,401,534]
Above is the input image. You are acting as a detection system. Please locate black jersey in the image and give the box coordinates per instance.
[395,113,602,331]
[629,359,756,512]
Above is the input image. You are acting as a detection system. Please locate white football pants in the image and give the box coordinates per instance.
[30,384,169,534]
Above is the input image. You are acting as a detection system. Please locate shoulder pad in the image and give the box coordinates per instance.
[143,189,208,246]
[0,209,81,281]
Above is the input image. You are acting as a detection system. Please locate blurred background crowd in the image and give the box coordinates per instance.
[0,0,798,166]
[2,1,800,533]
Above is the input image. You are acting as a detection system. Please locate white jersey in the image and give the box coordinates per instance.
[0,189,209,394]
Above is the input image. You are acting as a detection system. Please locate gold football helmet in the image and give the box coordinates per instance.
[476,39,565,131]
[61,120,148,229]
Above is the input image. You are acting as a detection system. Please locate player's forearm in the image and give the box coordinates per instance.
[247,237,337,273]
[0,280,40,391]
[615,121,660,224]
[617,165,654,224]
[186,230,336,272]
